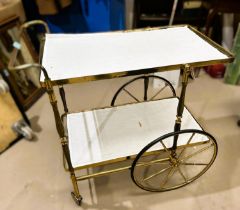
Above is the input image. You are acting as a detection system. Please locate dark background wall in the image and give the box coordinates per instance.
[22,0,125,33]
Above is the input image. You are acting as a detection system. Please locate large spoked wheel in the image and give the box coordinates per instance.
[111,75,176,106]
[131,129,217,192]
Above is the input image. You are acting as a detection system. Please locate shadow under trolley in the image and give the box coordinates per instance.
[9,25,234,206]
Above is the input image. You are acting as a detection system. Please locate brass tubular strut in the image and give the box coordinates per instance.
[76,165,131,181]
[43,70,81,199]
[76,157,170,181]
[172,65,191,150]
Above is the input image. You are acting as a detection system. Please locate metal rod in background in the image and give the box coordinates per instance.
[169,0,179,26]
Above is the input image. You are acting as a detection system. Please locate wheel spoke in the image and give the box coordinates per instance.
[177,166,187,183]
[123,88,140,102]
[178,140,209,149]
[180,143,214,162]
[178,133,195,158]
[143,165,172,181]
[160,141,174,161]
[181,162,208,166]
[149,84,167,100]
[160,166,176,188]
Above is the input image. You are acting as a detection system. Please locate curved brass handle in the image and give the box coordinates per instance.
[8,20,50,79]
[8,50,49,79]
[19,20,50,35]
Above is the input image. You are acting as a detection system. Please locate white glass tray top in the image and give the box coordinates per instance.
[41,25,230,84]
[67,98,208,168]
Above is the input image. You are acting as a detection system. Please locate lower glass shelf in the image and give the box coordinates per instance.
[67,98,208,169]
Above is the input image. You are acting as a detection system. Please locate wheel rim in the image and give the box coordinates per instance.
[111,75,176,106]
[131,129,218,192]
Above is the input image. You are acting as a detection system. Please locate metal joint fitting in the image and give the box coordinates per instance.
[61,137,68,145]
[181,64,191,83]
[176,116,182,124]
[44,80,53,90]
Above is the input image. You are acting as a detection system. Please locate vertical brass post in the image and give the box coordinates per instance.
[172,64,191,150]
[44,76,81,201]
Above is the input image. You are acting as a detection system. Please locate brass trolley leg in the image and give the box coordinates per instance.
[172,64,192,151]
[44,79,82,206]
[61,138,83,205]
[70,173,82,204]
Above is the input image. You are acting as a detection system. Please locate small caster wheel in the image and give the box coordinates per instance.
[12,120,35,140]
[71,192,82,206]
[21,126,34,140]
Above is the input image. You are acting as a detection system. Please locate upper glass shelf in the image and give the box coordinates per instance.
[40,25,233,86]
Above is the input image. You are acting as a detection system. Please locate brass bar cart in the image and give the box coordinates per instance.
[9,25,233,206]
